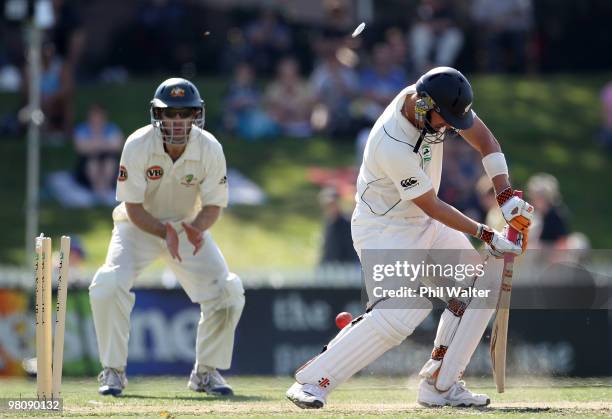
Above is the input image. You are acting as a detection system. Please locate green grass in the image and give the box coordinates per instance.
[0,376,610,418]
[1,73,611,269]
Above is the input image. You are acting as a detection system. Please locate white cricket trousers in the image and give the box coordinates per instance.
[89,221,244,371]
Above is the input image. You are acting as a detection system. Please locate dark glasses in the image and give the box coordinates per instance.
[162,108,194,118]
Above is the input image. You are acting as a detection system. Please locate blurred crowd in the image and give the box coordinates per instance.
[218,0,540,142]
[0,0,601,262]
[0,0,544,142]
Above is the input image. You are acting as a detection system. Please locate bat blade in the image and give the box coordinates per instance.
[491,274,512,392]
[490,190,522,393]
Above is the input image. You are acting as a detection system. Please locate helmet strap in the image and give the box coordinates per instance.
[413,128,427,153]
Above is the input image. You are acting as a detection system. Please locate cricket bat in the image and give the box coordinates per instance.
[490,190,522,393]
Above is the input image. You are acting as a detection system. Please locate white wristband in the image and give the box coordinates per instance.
[482,152,508,180]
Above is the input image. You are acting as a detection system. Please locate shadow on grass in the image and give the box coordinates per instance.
[120,393,269,402]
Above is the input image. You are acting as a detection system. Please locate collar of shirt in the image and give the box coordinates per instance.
[152,128,201,162]
[393,84,419,140]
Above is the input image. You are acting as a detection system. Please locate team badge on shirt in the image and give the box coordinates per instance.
[422,145,432,162]
[118,165,128,181]
[181,174,197,186]
[147,165,164,180]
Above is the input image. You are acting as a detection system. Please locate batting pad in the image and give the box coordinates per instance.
[418,304,463,380]
[434,259,503,391]
[434,307,496,391]
[296,305,431,392]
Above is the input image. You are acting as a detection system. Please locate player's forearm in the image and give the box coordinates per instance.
[190,205,221,232]
[125,203,166,239]
[428,199,479,236]
[491,174,511,195]
[413,191,479,237]
[460,116,512,193]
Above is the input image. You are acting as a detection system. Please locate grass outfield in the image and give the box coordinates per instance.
[0,376,611,418]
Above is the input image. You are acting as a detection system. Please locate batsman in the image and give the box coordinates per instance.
[287,67,533,408]
[89,78,244,396]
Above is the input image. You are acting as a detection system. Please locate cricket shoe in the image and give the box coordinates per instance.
[286,382,326,409]
[98,367,127,396]
[417,379,490,407]
[188,368,234,396]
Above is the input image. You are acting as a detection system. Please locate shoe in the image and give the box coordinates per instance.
[417,379,490,407]
[286,382,326,409]
[98,367,127,396]
[188,368,234,396]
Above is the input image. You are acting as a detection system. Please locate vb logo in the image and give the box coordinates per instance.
[147,165,164,180]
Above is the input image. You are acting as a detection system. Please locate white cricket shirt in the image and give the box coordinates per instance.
[353,85,444,222]
[113,125,228,223]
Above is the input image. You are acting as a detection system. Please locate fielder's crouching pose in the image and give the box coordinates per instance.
[287,67,534,408]
[89,78,244,396]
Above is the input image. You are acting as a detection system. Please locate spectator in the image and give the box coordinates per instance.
[133,0,190,73]
[526,173,569,249]
[50,0,85,68]
[438,135,482,214]
[223,62,277,141]
[385,27,415,79]
[475,175,505,231]
[24,42,74,141]
[409,0,464,74]
[597,82,612,152]
[310,0,358,76]
[358,43,407,122]
[264,57,314,138]
[222,27,249,74]
[319,187,358,265]
[0,24,24,93]
[470,0,535,73]
[74,104,123,205]
[243,8,292,75]
[322,0,353,33]
[310,49,359,138]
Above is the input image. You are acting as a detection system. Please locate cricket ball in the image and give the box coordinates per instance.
[335,312,353,330]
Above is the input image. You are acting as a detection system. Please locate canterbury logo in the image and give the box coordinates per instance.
[400,177,418,188]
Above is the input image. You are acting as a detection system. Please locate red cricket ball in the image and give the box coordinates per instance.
[335,312,353,330]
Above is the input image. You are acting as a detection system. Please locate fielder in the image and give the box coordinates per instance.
[89,78,244,396]
[287,67,533,408]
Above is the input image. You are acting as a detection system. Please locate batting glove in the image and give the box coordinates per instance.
[496,187,534,232]
[476,224,523,258]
